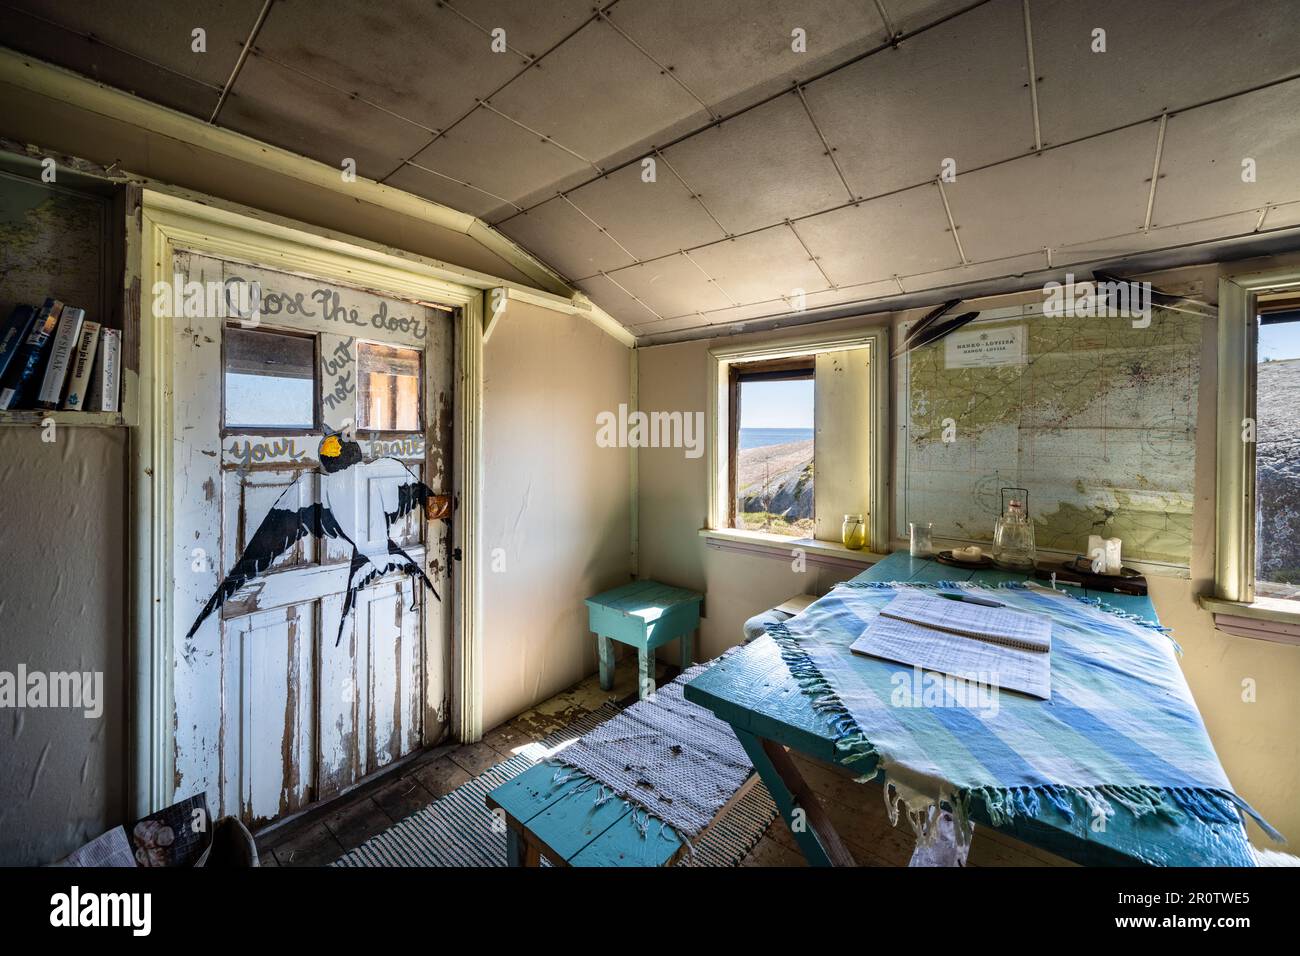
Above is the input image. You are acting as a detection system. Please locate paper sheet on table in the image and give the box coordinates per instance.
[851,594,1052,699]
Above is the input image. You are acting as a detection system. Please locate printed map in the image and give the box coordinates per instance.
[899,306,1202,566]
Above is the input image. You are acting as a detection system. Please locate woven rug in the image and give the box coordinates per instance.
[550,661,755,839]
[333,701,776,867]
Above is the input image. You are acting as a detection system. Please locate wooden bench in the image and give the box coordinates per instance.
[486,761,756,867]
[585,580,702,700]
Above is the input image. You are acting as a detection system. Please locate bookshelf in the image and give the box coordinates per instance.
[0,143,139,427]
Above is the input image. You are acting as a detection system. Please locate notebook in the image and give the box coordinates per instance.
[850,593,1053,699]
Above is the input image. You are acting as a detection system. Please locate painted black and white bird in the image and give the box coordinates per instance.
[185,428,440,644]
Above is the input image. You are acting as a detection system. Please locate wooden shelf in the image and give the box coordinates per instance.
[0,409,124,427]
[0,144,139,429]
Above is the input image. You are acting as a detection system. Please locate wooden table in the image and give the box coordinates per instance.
[586,580,702,700]
[683,552,1256,867]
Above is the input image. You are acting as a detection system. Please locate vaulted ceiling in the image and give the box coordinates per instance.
[4,0,1300,343]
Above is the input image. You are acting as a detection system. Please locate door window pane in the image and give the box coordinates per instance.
[358,342,421,432]
[223,327,315,429]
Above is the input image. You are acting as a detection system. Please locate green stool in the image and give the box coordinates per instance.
[585,581,703,700]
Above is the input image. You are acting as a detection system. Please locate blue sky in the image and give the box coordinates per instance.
[740,379,815,429]
[1260,319,1300,362]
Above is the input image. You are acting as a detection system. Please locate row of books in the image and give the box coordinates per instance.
[0,298,120,412]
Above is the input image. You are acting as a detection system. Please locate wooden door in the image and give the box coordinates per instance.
[170,251,454,827]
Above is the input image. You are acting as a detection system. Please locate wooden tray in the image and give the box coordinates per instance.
[934,549,995,569]
[1033,558,1148,595]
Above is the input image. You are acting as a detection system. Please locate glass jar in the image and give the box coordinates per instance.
[841,514,866,551]
[992,498,1037,570]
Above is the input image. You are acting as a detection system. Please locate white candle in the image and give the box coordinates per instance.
[1088,535,1106,573]
[1104,537,1122,575]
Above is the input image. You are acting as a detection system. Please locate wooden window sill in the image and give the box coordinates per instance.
[700,528,885,570]
[1199,595,1300,645]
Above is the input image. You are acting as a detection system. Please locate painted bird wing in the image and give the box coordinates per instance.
[185,499,351,639]
[332,476,442,646]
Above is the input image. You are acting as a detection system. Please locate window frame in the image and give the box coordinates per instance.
[1212,269,1300,613]
[706,324,889,554]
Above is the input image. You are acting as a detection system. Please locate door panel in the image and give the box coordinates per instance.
[220,602,317,825]
[172,250,454,828]
[222,469,320,574]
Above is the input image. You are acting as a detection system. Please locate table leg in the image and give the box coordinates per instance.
[680,629,694,669]
[733,728,857,867]
[597,635,616,691]
[638,646,655,699]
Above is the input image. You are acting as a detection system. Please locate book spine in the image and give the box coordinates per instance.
[0,305,37,383]
[62,321,102,411]
[0,298,63,410]
[36,306,85,407]
[98,328,122,413]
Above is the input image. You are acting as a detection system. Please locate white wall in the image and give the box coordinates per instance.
[0,427,127,865]
[480,301,633,731]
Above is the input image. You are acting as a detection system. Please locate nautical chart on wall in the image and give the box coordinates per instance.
[896,302,1204,568]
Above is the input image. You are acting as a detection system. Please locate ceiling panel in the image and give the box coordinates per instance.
[604,0,886,114]
[1262,200,1300,233]
[575,272,661,326]
[794,183,960,286]
[438,0,597,59]
[497,197,635,281]
[884,0,988,35]
[945,123,1156,261]
[384,162,515,221]
[600,253,735,320]
[1054,211,1268,267]
[7,0,263,88]
[249,0,520,135]
[624,314,710,337]
[562,161,726,263]
[802,279,901,312]
[0,0,265,117]
[487,19,708,172]
[803,0,1034,200]
[1154,79,1300,228]
[219,53,432,182]
[1030,0,1300,147]
[897,250,1050,294]
[662,93,853,236]
[685,226,828,305]
[409,107,592,211]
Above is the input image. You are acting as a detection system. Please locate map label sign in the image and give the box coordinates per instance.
[945,326,1026,368]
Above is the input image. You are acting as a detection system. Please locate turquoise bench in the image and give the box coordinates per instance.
[486,761,757,867]
[487,763,685,866]
[585,580,702,700]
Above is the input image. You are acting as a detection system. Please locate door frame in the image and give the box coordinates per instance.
[130,189,484,817]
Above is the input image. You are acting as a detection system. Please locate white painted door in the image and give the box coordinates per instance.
[170,251,454,827]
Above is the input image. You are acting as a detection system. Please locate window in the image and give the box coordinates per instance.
[730,360,814,537]
[1253,308,1300,602]
[357,341,421,432]
[1208,272,1300,637]
[222,326,316,429]
[707,326,888,553]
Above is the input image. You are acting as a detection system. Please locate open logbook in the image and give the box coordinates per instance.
[850,593,1053,699]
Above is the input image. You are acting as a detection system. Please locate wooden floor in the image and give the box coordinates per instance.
[256,656,671,866]
[257,654,1068,867]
